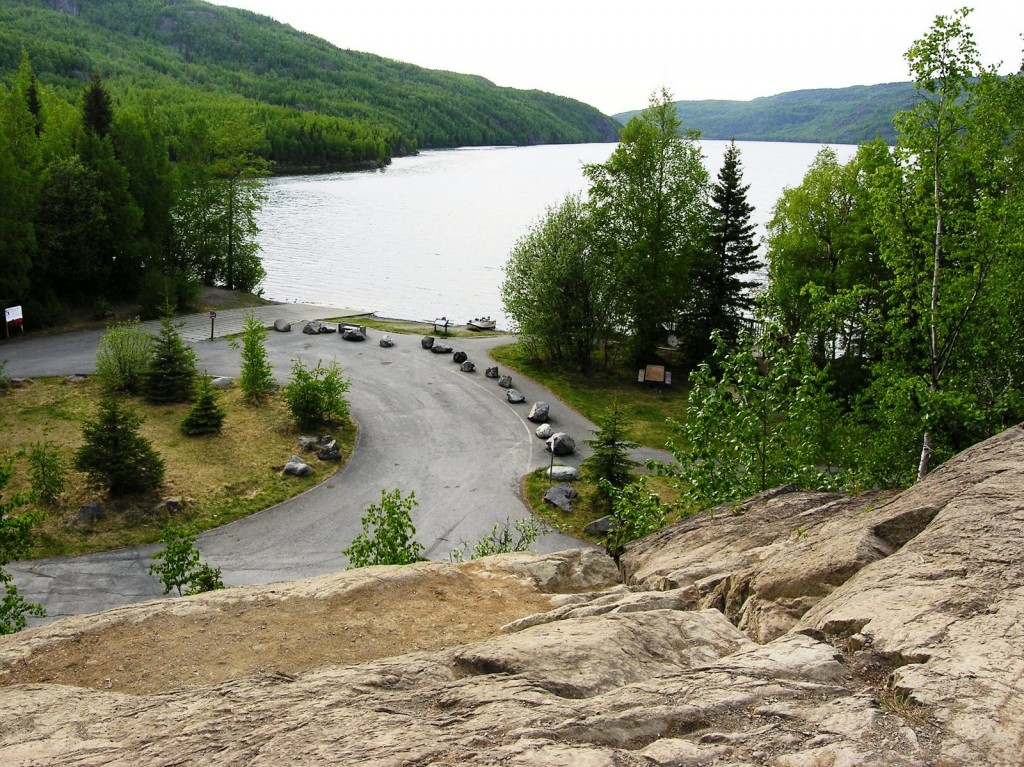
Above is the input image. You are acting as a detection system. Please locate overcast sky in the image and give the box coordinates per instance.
[208,1,1023,115]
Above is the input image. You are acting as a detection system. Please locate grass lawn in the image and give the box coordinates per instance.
[489,343,690,451]
[1,377,354,559]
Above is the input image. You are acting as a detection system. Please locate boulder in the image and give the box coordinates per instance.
[64,374,88,384]
[544,483,578,512]
[506,389,526,404]
[421,336,435,349]
[297,436,321,452]
[431,344,453,354]
[460,360,475,373]
[76,502,103,523]
[452,351,468,364]
[301,321,320,335]
[283,455,312,477]
[547,465,579,481]
[210,377,234,388]
[527,401,550,423]
[316,439,342,462]
[379,335,394,348]
[546,432,576,456]
[535,423,553,440]
[341,327,366,342]
[497,375,513,388]
[273,319,291,332]
[485,366,500,378]
[584,515,616,536]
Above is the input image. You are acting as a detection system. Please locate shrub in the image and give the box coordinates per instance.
[95,320,152,394]
[450,517,547,562]
[602,477,670,563]
[238,310,275,403]
[343,488,424,568]
[143,314,197,404]
[0,455,45,633]
[27,441,66,505]
[148,524,224,596]
[75,397,165,496]
[138,271,202,319]
[283,359,350,430]
[181,376,226,436]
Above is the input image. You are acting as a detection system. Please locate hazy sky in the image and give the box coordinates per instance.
[208,1,1023,115]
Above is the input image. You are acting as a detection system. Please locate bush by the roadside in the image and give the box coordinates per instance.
[283,359,350,430]
[95,320,152,395]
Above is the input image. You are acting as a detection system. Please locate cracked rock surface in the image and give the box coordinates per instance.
[3,427,1024,765]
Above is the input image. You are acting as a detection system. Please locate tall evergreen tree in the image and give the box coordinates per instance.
[142,314,197,404]
[81,72,113,139]
[701,140,760,348]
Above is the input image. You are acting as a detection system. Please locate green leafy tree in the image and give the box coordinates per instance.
[149,524,224,596]
[763,143,890,367]
[602,477,670,563]
[872,8,1022,480]
[582,401,639,496]
[0,53,42,309]
[75,397,165,496]
[283,359,350,430]
[584,88,711,363]
[658,332,845,510]
[343,489,424,568]
[238,310,275,402]
[27,441,65,505]
[501,194,615,371]
[95,319,153,394]
[0,455,45,633]
[181,376,226,436]
[142,313,197,404]
[172,113,269,292]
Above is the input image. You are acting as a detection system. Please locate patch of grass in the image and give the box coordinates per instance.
[2,377,354,559]
[490,343,690,450]
[523,467,681,543]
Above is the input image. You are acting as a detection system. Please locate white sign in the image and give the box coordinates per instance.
[5,305,23,323]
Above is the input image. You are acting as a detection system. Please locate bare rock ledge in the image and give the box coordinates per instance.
[3,425,1024,765]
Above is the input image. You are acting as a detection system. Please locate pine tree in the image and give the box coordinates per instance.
[238,310,275,402]
[75,397,165,496]
[703,140,761,349]
[143,313,197,403]
[582,401,639,496]
[181,375,226,436]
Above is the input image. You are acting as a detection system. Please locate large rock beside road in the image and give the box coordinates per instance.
[3,426,1024,765]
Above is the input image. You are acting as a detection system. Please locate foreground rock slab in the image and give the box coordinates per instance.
[3,426,1024,765]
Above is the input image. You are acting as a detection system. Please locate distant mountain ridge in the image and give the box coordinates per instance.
[614,83,917,144]
[0,0,620,166]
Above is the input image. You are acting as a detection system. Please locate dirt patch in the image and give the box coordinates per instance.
[0,569,555,696]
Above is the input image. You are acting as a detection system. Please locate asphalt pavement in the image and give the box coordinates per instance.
[3,307,628,624]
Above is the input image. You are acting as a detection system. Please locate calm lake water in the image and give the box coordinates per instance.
[257,141,857,326]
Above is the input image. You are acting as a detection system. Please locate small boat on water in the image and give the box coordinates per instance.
[467,316,496,331]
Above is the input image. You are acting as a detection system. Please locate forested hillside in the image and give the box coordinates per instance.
[0,0,620,172]
[614,83,917,144]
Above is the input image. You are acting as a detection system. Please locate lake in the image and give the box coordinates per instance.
[257,141,857,326]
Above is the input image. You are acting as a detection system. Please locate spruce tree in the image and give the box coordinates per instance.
[75,397,165,496]
[143,313,197,403]
[582,401,639,497]
[238,310,275,403]
[181,375,226,436]
[703,140,761,349]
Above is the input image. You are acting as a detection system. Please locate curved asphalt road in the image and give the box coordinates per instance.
[3,307,665,624]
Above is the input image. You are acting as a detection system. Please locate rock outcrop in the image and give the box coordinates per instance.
[2,426,1024,765]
